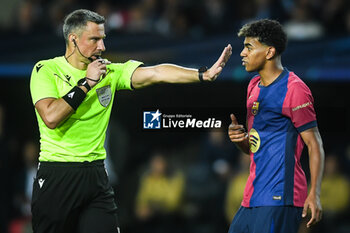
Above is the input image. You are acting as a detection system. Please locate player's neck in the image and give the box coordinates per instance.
[259,60,283,87]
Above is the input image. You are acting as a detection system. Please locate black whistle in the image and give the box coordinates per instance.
[88,56,103,62]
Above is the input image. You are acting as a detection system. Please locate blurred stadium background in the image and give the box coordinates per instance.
[0,0,349,233]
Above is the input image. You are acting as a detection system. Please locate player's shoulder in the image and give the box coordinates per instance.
[247,75,260,89]
[287,71,307,87]
[286,71,312,93]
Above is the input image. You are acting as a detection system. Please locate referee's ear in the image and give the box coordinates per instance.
[68,34,77,47]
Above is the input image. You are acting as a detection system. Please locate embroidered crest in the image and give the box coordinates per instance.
[96,85,112,107]
[252,101,259,115]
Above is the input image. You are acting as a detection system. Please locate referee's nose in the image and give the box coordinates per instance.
[97,39,106,52]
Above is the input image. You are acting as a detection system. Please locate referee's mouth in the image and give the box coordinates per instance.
[89,54,103,61]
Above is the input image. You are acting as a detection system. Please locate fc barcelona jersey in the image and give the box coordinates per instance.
[242,68,317,207]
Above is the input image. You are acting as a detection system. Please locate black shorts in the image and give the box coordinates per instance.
[31,160,120,233]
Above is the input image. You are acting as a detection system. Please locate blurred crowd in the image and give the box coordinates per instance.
[0,0,350,39]
[1,99,350,233]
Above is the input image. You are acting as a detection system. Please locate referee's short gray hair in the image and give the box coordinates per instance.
[63,9,105,44]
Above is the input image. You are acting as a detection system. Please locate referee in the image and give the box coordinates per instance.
[30,9,232,233]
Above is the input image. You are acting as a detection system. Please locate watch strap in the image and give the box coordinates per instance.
[198,66,208,82]
[78,77,91,91]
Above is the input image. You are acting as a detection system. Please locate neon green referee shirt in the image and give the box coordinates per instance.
[30,56,143,162]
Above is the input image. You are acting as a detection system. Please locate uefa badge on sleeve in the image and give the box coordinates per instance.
[143,110,162,129]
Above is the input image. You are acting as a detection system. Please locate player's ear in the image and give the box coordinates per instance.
[266,47,276,60]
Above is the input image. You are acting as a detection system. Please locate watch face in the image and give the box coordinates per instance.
[199,66,208,72]
[78,79,84,85]
[78,78,90,90]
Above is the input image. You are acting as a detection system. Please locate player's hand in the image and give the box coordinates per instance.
[203,44,232,81]
[86,58,111,87]
[228,114,248,142]
[302,193,322,228]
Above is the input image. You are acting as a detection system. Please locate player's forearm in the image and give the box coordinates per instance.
[307,132,324,197]
[235,139,250,155]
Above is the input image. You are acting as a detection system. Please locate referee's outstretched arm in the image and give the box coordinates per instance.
[34,45,232,129]
[131,44,232,89]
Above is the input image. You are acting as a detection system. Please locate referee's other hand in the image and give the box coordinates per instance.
[86,58,111,87]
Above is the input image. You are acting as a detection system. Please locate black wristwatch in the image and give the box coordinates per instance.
[198,66,208,82]
[77,77,91,91]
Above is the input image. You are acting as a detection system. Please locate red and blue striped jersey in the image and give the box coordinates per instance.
[242,68,317,207]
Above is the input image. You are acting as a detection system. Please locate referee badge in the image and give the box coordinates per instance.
[252,101,259,115]
[96,85,112,107]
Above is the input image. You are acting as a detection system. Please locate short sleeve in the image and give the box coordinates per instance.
[108,60,143,91]
[282,80,317,133]
[30,61,59,105]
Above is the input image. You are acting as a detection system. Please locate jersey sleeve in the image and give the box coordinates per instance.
[282,80,317,133]
[30,61,59,105]
[108,60,143,91]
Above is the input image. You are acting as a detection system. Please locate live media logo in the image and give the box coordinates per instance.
[143,109,221,130]
[143,110,162,129]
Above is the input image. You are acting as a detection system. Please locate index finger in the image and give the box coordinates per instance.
[100,59,111,65]
[228,124,245,130]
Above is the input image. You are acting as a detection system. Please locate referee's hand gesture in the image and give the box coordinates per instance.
[203,44,232,82]
[86,58,111,87]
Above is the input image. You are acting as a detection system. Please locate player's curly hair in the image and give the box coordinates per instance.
[63,9,105,44]
[238,19,287,55]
